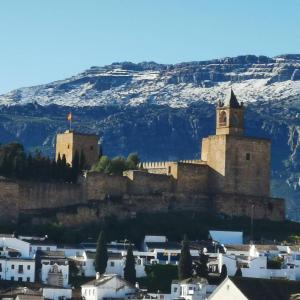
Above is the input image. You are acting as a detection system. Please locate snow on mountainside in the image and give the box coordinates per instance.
[1,54,300,107]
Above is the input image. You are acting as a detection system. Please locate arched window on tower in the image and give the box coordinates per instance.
[219,111,227,127]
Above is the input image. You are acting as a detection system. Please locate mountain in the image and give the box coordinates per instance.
[0,54,300,220]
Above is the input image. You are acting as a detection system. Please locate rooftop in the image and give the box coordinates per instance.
[231,277,300,300]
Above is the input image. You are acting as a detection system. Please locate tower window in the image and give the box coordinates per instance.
[90,146,94,150]
[219,111,227,127]
[246,153,251,160]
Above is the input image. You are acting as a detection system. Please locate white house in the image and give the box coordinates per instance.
[80,251,146,278]
[41,260,69,287]
[0,234,31,258]
[42,287,72,300]
[170,277,209,300]
[142,235,167,251]
[0,258,35,282]
[30,242,58,256]
[57,244,84,257]
[81,273,137,300]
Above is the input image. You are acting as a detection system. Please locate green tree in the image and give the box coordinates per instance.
[178,235,193,280]
[110,156,127,175]
[194,250,208,278]
[124,244,136,284]
[95,231,108,275]
[91,156,112,173]
[126,153,140,170]
[220,264,227,282]
[79,150,86,170]
[71,150,80,183]
[234,267,242,277]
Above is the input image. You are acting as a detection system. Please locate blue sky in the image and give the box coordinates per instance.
[0,0,299,94]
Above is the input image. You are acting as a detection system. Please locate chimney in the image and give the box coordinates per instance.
[96,272,100,280]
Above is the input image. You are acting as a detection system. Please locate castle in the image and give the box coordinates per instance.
[142,89,270,197]
[0,90,285,226]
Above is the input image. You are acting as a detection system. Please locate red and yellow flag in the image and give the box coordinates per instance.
[67,112,72,121]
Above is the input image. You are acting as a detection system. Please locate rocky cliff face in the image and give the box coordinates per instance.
[0,54,300,219]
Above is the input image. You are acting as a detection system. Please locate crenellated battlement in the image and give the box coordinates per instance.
[142,159,205,169]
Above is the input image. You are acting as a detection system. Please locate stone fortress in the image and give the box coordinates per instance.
[0,90,285,226]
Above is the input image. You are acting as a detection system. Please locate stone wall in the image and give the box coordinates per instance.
[175,163,208,193]
[30,193,211,227]
[18,181,84,210]
[212,193,285,221]
[124,170,174,195]
[0,178,19,223]
[84,172,128,200]
[0,171,285,226]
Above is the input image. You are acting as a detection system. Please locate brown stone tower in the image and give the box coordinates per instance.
[56,130,99,168]
[201,90,270,197]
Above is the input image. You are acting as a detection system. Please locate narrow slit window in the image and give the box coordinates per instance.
[246,153,251,160]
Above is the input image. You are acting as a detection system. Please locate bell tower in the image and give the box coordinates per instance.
[216,89,244,135]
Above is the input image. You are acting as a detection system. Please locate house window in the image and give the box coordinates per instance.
[37,247,42,250]
[110,261,115,267]
[67,144,70,149]
[11,265,15,269]
[0,263,2,272]
[27,277,30,282]
[90,146,94,150]
[11,276,14,281]
[173,287,178,293]
[246,153,251,160]
[18,277,22,282]
[18,265,23,274]
[27,265,30,270]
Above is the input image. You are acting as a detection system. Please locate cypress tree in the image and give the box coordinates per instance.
[124,244,136,284]
[95,231,108,275]
[79,150,86,170]
[234,267,242,277]
[72,150,80,182]
[194,250,208,278]
[61,154,68,181]
[178,235,193,280]
[220,264,227,281]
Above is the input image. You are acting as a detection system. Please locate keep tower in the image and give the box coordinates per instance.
[201,89,271,197]
[56,130,99,168]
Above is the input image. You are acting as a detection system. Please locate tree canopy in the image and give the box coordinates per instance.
[95,230,108,275]
[124,244,136,284]
[178,235,193,280]
[91,153,140,175]
[0,142,82,183]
